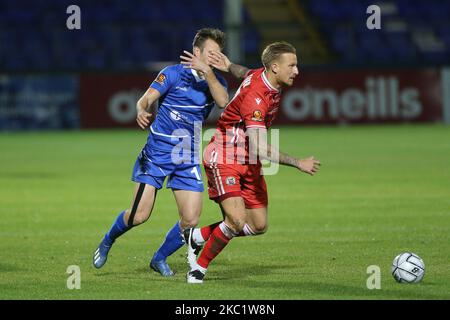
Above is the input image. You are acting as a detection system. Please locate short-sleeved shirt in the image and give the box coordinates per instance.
[146,64,228,163]
[210,68,281,164]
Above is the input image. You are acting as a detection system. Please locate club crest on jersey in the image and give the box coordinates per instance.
[155,73,166,85]
[226,176,236,185]
[251,110,263,122]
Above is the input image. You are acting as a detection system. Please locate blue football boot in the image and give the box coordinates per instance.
[150,257,174,277]
[93,238,112,269]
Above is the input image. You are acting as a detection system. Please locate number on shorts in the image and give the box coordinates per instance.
[190,166,201,181]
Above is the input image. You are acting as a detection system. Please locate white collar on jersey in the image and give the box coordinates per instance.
[191,69,206,82]
[262,70,279,92]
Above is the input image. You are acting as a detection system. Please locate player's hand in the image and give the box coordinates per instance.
[180,50,211,75]
[208,51,231,72]
[136,110,153,130]
[297,156,321,176]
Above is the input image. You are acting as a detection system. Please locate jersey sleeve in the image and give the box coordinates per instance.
[241,91,268,129]
[149,66,177,96]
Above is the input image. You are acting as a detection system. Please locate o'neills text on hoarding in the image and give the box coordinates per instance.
[283,77,422,121]
[79,68,445,128]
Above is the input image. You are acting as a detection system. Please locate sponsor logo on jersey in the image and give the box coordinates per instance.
[255,97,262,105]
[170,110,181,121]
[155,73,166,85]
[251,110,263,122]
[226,176,236,185]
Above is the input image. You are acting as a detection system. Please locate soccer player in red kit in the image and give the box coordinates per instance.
[184,42,321,283]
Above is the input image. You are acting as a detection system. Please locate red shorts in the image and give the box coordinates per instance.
[203,145,268,209]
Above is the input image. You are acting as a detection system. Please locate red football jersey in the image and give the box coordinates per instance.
[208,68,281,164]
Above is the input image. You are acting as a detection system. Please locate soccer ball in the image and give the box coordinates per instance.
[391,252,425,283]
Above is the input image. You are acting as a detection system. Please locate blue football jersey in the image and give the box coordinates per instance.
[146,64,227,162]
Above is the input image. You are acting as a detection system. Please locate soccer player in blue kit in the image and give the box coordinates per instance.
[93,28,229,276]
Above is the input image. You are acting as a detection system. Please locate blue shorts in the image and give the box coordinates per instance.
[131,148,204,192]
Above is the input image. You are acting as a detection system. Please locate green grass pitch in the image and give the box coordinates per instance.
[0,125,449,299]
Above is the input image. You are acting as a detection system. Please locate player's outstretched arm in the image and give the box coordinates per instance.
[208,51,249,79]
[136,87,160,130]
[247,127,321,176]
[180,50,229,108]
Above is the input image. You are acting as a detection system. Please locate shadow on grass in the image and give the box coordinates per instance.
[232,279,443,299]
[192,262,443,299]
[92,260,444,299]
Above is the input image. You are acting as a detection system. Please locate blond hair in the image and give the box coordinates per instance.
[261,42,296,69]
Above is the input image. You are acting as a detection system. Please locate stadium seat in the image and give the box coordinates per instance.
[1,0,448,71]
[0,0,227,71]
[304,0,450,65]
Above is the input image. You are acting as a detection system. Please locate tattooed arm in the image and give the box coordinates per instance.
[208,51,250,79]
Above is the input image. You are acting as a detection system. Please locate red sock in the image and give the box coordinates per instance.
[200,221,221,241]
[197,223,233,269]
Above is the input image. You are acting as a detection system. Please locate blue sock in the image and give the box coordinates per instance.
[103,211,131,246]
[152,221,184,262]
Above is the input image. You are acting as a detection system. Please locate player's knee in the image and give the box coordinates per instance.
[179,207,201,228]
[252,223,268,235]
[180,215,199,229]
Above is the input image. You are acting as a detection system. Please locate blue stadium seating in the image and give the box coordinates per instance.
[305,0,450,65]
[2,0,447,71]
[0,0,261,71]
